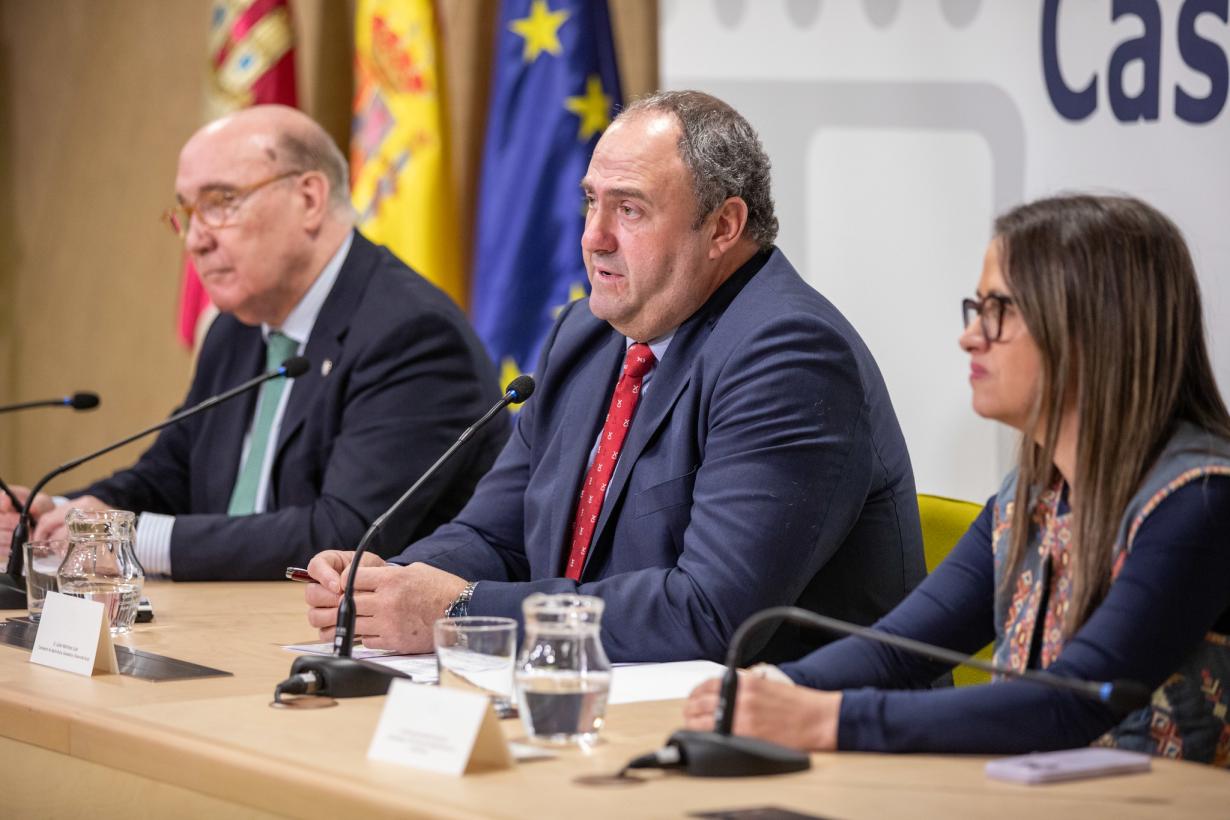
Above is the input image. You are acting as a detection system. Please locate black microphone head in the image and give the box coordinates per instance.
[1104,680,1153,713]
[67,392,100,410]
[505,374,535,404]
[280,356,310,378]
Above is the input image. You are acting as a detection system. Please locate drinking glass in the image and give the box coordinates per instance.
[434,616,517,711]
[23,539,69,621]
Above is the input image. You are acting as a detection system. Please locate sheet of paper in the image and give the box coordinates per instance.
[608,660,725,704]
[29,591,118,676]
[284,646,724,701]
[368,679,511,775]
[283,642,439,683]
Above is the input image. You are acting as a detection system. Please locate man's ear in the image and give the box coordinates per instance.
[708,196,749,259]
[296,170,331,231]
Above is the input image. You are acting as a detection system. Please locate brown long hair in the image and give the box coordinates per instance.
[996,194,1230,634]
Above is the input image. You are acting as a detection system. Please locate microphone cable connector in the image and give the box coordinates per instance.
[619,743,682,776]
[273,669,320,704]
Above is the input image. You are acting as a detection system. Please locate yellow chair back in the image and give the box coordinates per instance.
[917,493,992,686]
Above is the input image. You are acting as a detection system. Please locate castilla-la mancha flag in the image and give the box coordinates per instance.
[177,0,298,348]
[350,0,465,308]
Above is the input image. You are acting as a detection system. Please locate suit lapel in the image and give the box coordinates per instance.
[269,233,372,505]
[585,326,699,565]
[544,331,625,577]
[579,249,772,576]
[204,325,264,511]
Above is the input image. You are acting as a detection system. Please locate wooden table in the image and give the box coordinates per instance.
[0,582,1225,819]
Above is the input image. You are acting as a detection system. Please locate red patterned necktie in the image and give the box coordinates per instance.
[563,343,656,580]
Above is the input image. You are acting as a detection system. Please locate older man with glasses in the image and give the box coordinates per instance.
[16,105,505,580]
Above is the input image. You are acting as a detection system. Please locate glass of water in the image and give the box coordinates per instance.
[57,508,144,634]
[515,593,612,745]
[434,616,517,711]
[23,539,70,621]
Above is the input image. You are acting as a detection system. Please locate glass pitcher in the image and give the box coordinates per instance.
[57,508,144,634]
[514,593,612,744]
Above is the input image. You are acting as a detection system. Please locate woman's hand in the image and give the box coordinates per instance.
[682,674,842,751]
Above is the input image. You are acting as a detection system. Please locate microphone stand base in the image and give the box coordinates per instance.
[0,574,28,610]
[666,729,811,777]
[289,654,411,698]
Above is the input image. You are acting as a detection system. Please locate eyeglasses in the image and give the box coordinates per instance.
[162,170,303,238]
[961,294,1015,342]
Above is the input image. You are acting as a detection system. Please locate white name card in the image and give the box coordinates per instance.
[367,680,512,776]
[29,591,118,677]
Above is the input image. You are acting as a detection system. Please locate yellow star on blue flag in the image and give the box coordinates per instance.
[471,1,622,377]
[508,0,570,62]
[564,75,612,141]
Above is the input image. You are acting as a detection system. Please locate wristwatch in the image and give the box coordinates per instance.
[445,581,478,619]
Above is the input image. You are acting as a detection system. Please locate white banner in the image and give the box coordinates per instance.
[663,0,1230,501]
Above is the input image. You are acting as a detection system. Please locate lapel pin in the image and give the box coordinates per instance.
[321,358,333,377]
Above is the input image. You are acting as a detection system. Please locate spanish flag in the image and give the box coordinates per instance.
[177,0,298,349]
[351,0,465,307]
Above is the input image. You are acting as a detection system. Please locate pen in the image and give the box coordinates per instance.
[285,567,315,583]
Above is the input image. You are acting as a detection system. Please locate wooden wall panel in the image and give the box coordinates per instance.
[0,0,210,494]
[0,0,657,495]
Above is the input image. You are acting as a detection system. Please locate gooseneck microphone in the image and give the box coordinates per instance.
[0,357,309,609]
[0,392,100,516]
[275,375,535,701]
[0,392,101,414]
[624,606,1153,778]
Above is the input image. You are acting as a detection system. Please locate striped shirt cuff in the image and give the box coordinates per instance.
[135,512,174,577]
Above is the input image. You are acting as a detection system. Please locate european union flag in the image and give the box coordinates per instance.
[470,0,623,385]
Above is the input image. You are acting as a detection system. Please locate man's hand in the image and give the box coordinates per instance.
[303,554,467,654]
[0,484,55,518]
[0,485,57,560]
[682,674,842,751]
[32,495,109,541]
[303,549,386,629]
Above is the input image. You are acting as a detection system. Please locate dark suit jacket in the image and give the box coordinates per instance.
[395,249,925,663]
[81,231,505,580]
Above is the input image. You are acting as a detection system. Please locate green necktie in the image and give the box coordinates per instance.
[228,331,298,515]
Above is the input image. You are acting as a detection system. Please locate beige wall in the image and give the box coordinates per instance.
[0,0,656,496]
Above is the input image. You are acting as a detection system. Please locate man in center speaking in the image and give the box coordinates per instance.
[304,90,925,663]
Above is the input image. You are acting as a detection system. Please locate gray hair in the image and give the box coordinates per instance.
[274,128,356,220]
[620,90,778,249]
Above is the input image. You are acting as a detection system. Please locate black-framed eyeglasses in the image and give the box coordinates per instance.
[961,294,1014,342]
[162,170,304,239]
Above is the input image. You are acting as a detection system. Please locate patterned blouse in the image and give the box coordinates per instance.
[992,424,1230,763]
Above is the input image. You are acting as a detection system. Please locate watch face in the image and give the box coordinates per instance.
[446,582,476,619]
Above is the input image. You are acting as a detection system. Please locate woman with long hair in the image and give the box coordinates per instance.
[684,194,1230,763]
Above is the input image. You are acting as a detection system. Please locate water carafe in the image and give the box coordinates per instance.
[514,593,611,744]
[57,508,144,634]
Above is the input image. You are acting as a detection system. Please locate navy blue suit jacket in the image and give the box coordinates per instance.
[81,232,505,580]
[395,249,924,663]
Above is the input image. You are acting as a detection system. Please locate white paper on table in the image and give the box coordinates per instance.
[281,647,725,697]
[608,660,725,704]
[436,648,514,696]
[282,641,439,683]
